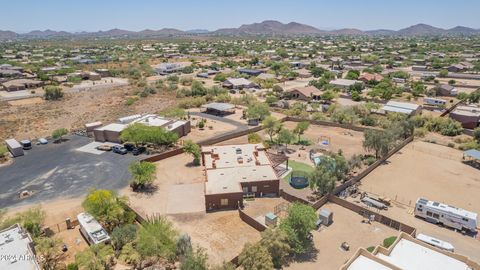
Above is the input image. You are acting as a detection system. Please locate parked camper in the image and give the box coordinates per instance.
[414,198,478,232]
[361,196,387,210]
[416,233,454,252]
[4,139,24,157]
[77,212,110,245]
[424,97,447,107]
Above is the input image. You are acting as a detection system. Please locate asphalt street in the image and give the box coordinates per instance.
[0,135,137,208]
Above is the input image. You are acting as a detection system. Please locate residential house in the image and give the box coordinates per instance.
[222,78,258,89]
[287,86,322,101]
[433,84,458,96]
[449,105,480,129]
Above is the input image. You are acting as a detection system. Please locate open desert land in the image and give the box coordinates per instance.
[286,203,399,270]
[0,86,175,141]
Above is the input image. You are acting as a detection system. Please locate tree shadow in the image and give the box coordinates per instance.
[289,242,319,264]
[131,184,159,196]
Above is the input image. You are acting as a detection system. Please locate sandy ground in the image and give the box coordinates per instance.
[121,153,205,217]
[169,211,261,265]
[0,85,175,141]
[358,140,480,213]
[286,203,398,270]
[184,116,238,143]
[355,140,480,263]
[7,97,45,106]
[243,197,290,220]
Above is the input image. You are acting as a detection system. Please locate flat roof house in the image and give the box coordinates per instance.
[433,84,458,96]
[202,144,280,211]
[330,79,363,90]
[288,86,322,101]
[154,63,185,75]
[341,232,479,270]
[0,224,41,270]
[222,78,258,90]
[93,114,191,143]
[449,105,480,129]
[381,101,422,116]
[2,79,43,92]
[238,68,263,76]
[201,102,236,116]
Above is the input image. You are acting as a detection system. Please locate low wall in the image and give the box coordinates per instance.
[141,147,185,162]
[285,116,376,132]
[197,125,265,146]
[279,189,311,205]
[328,195,416,236]
[238,209,267,232]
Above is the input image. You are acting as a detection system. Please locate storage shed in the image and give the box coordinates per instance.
[265,212,278,227]
[319,209,333,226]
[5,139,24,157]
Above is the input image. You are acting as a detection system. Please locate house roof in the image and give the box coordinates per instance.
[289,86,322,97]
[359,73,383,81]
[201,102,235,112]
[330,79,362,87]
[224,77,254,86]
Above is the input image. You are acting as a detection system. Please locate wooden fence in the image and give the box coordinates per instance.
[238,209,267,232]
[141,147,185,162]
[328,195,416,236]
[285,116,379,132]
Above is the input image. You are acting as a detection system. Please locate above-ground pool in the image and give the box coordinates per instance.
[289,171,310,189]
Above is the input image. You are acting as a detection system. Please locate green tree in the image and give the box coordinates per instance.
[262,116,282,142]
[75,244,114,270]
[473,127,480,143]
[246,102,270,121]
[159,107,187,119]
[345,70,360,80]
[136,216,178,263]
[362,129,395,159]
[439,69,448,77]
[44,86,64,100]
[260,229,291,268]
[82,189,135,232]
[52,128,68,141]
[277,128,295,149]
[120,123,178,146]
[309,163,336,195]
[0,207,46,238]
[181,247,208,270]
[36,237,66,270]
[111,224,138,254]
[293,121,310,142]
[213,73,227,82]
[238,243,274,270]
[248,133,263,144]
[129,161,156,190]
[279,202,317,254]
[183,140,201,166]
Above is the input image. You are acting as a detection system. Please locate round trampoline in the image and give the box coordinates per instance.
[289,171,310,189]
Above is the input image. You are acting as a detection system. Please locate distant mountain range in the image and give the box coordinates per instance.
[1,21,479,40]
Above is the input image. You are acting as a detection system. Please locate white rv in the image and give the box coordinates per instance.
[416,233,454,252]
[414,198,478,232]
[424,97,446,107]
[77,212,110,245]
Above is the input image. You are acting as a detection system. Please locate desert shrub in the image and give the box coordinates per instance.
[44,86,64,100]
[178,97,207,109]
[383,236,397,248]
[366,246,375,253]
[413,127,428,138]
[248,133,263,144]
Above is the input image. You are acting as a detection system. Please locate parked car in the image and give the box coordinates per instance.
[96,145,112,151]
[20,140,32,150]
[38,138,48,145]
[123,143,135,151]
[132,146,146,156]
[112,145,127,155]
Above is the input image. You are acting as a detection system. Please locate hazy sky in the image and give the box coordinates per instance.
[3,0,479,33]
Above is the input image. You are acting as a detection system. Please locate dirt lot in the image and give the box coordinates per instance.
[355,140,480,262]
[286,203,399,270]
[122,153,205,216]
[169,211,261,265]
[0,85,175,141]
[359,140,480,214]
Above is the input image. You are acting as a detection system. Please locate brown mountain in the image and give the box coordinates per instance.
[214,20,324,35]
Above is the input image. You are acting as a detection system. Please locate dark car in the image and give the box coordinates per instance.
[112,145,128,155]
[123,143,135,151]
[20,140,32,150]
[132,146,146,156]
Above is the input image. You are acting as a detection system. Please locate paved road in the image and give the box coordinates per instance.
[0,135,137,208]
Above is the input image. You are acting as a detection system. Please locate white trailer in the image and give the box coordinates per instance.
[416,233,454,252]
[4,139,24,157]
[414,198,478,232]
[424,97,447,106]
[77,212,110,245]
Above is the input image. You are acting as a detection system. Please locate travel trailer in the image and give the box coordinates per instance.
[416,233,455,252]
[77,212,110,245]
[414,198,478,232]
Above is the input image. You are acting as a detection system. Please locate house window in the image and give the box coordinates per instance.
[416,208,422,212]
[264,185,270,188]
[432,213,440,219]
[251,186,257,193]
[426,211,433,217]
[242,187,248,193]
[220,199,229,206]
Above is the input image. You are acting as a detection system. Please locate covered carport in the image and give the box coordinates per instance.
[200,102,235,116]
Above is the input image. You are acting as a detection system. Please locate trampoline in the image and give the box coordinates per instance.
[289,171,310,189]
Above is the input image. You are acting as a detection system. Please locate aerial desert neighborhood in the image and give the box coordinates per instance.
[1,0,480,269]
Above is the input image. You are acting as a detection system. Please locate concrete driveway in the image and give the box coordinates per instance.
[0,135,137,208]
